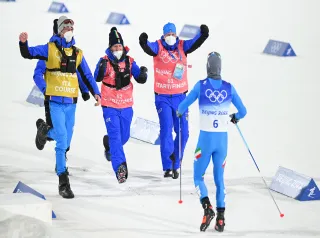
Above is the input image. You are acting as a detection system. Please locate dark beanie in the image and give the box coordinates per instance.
[53,19,58,34]
[109,27,124,47]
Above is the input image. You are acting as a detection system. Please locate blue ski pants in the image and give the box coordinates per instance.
[194,131,228,208]
[47,101,76,176]
[155,93,189,171]
[102,107,133,174]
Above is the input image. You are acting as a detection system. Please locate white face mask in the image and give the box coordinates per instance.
[64,31,73,43]
[113,50,123,60]
[165,35,176,46]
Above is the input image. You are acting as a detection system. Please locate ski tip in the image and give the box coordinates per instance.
[280,213,284,218]
[178,200,183,204]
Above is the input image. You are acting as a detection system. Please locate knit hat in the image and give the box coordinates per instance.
[207,52,222,78]
[163,22,176,36]
[57,16,74,34]
[109,27,124,47]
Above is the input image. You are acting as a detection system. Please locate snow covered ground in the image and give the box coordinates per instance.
[0,0,319,237]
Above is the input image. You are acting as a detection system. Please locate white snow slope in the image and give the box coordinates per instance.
[0,0,319,237]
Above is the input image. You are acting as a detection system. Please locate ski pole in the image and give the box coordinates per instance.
[178,117,183,204]
[235,123,284,217]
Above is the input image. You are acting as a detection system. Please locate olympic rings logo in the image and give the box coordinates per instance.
[205,89,227,103]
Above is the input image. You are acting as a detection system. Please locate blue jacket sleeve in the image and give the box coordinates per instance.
[77,56,101,96]
[33,60,46,94]
[231,85,247,119]
[178,81,200,114]
[139,39,159,56]
[131,61,140,80]
[19,41,48,60]
[146,41,159,55]
[183,33,201,53]
[76,71,89,94]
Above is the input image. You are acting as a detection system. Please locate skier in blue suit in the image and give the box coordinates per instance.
[177,52,247,232]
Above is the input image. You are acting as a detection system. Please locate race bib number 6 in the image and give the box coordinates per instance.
[213,119,218,128]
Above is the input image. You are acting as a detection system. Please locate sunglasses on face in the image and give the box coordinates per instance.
[60,19,74,26]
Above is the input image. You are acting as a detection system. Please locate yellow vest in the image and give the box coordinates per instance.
[45,42,83,97]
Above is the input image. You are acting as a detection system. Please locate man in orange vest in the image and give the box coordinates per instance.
[139,23,209,178]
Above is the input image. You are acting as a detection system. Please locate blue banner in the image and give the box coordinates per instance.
[263,40,296,56]
[26,85,44,107]
[48,1,69,13]
[179,24,200,39]
[130,117,160,145]
[106,12,130,25]
[13,181,56,218]
[269,166,320,201]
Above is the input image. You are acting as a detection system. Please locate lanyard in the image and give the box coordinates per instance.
[168,48,182,61]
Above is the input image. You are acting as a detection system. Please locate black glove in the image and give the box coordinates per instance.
[82,92,90,101]
[200,24,209,36]
[136,66,148,84]
[139,32,148,44]
[96,59,107,82]
[230,113,239,124]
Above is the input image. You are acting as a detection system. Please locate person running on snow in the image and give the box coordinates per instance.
[177,52,247,232]
[139,23,209,179]
[94,27,148,184]
[19,16,101,199]
[33,18,92,175]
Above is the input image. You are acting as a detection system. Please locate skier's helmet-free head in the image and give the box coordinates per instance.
[207,51,221,78]
[57,16,74,35]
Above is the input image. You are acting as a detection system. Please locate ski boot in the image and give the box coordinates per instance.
[172,169,179,179]
[164,169,172,178]
[200,197,215,232]
[116,162,128,184]
[215,208,225,232]
[103,135,111,161]
[35,118,50,150]
[58,172,74,199]
[169,153,179,179]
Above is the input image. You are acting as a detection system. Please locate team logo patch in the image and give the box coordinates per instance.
[195,148,201,159]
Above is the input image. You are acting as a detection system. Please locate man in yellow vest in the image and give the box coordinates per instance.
[19,16,101,199]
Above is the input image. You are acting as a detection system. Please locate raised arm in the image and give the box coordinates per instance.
[183,25,209,55]
[19,32,48,60]
[139,33,159,56]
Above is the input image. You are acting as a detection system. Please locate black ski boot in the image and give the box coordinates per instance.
[116,162,128,184]
[215,208,225,232]
[172,169,179,179]
[200,197,215,232]
[164,169,172,177]
[103,135,111,161]
[58,172,74,199]
[55,147,70,175]
[35,119,50,150]
[169,153,179,179]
